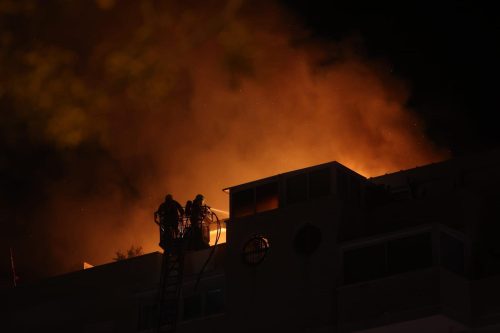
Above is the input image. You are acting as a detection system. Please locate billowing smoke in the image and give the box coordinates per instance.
[0,0,446,279]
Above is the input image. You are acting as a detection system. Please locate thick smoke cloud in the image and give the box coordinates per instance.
[0,0,446,280]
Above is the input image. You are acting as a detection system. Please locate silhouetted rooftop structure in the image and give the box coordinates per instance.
[5,149,500,332]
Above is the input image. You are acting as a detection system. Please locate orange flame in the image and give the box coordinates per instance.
[1,1,447,273]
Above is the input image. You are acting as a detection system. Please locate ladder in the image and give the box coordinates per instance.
[156,230,187,333]
[154,207,221,332]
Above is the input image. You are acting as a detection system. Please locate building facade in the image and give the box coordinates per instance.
[5,150,500,332]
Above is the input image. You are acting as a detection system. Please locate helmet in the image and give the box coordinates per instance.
[165,194,173,201]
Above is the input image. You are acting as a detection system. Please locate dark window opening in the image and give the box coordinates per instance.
[286,173,307,204]
[231,188,254,218]
[387,233,432,274]
[440,232,465,275]
[293,224,322,255]
[343,232,433,285]
[205,289,225,315]
[344,243,386,284]
[256,182,279,213]
[309,168,331,198]
[182,294,202,321]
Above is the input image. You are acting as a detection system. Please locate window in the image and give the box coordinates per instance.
[343,232,433,284]
[309,168,331,198]
[286,168,332,205]
[182,294,202,321]
[387,233,432,274]
[232,182,279,217]
[142,290,226,328]
[242,236,270,265]
[293,223,322,255]
[231,188,254,218]
[440,232,465,275]
[205,289,225,315]
[286,173,307,204]
[344,243,386,284]
[179,290,225,322]
[256,182,279,213]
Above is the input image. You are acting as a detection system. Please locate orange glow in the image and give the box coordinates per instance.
[83,262,94,270]
[210,228,227,246]
[4,1,448,272]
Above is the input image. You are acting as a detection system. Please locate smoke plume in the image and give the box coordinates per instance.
[0,0,446,279]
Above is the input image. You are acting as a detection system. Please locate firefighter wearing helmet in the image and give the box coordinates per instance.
[154,194,184,249]
[189,194,210,249]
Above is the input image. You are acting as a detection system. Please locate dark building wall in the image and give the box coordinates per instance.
[7,150,500,332]
[6,252,163,332]
[223,150,500,332]
[4,247,227,333]
[226,163,362,332]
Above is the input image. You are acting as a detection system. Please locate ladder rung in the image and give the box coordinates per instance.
[157,246,187,333]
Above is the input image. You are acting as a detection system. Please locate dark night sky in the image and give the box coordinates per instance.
[1,0,500,286]
[285,1,500,154]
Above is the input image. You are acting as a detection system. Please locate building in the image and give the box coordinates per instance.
[4,248,226,332]
[5,150,500,332]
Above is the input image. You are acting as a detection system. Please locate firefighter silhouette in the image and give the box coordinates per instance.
[188,194,210,249]
[154,194,184,249]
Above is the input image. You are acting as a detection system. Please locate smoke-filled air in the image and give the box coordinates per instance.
[0,0,447,277]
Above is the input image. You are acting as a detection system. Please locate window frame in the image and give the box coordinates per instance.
[339,224,468,285]
[230,179,280,218]
[284,166,333,206]
[179,288,226,323]
[339,225,436,285]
